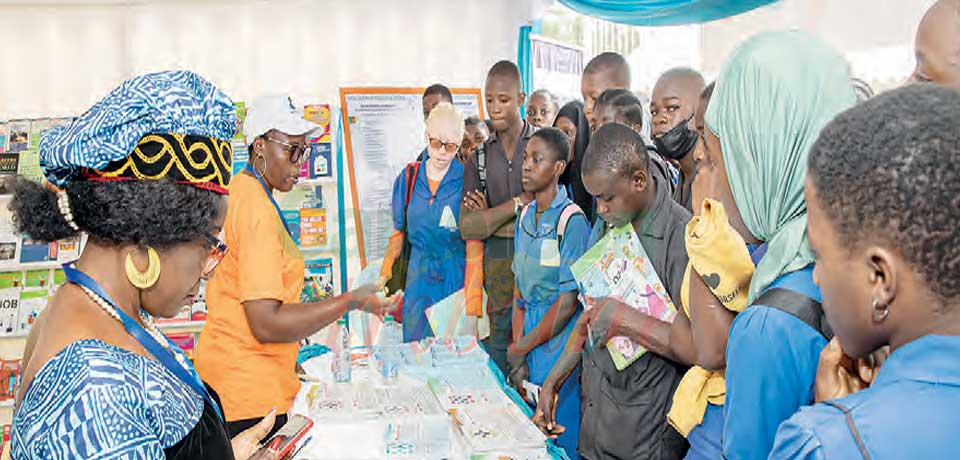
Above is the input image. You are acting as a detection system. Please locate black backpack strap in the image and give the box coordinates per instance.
[754,287,834,339]
[822,400,873,460]
[476,143,487,200]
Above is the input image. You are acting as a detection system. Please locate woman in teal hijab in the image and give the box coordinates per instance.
[694,30,855,460]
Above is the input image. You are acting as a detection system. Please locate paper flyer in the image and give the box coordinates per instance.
[17,289,48,334]
[282,210,301,244]
[28,119,52,151]
[571,223,678,370]
[303,104,332,143]
[0,360,20,401]
[0,273,21,290]
[233,102,247,142]
[6,121,29,153]
[0,122,7,153]
[19,237,57,264]
[231,140,249,177]
[57,236,81,262]
[309,143,333,179]
[16,150,42,183]
[301,257,335,303]
[299,207,327,248]
[424,289,473,338]
[23,270,49,289]
[0,153,19,195]
[0,207,18,268]
[0,287,18,335]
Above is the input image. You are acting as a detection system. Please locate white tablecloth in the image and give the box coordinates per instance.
[288,338,557,460]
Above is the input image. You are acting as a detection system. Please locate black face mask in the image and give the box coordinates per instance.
[654,117,698,161]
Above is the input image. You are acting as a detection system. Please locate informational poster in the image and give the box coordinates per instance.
[340,87,483,266]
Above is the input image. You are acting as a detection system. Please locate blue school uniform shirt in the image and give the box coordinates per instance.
[723,265,828,460]
[512,185,589,459]
[511,185,590,379]
[390,160,466,341]
[769,334,960,460]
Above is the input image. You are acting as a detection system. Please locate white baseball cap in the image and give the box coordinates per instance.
[243,94,320,143]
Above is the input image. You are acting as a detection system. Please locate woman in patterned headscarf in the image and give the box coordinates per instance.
[11,71,279,460]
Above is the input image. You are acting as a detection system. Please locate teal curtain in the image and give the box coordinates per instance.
[558,0,779,26]
[518,24,534,113]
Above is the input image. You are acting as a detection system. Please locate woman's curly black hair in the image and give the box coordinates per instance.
[10,178,223,249]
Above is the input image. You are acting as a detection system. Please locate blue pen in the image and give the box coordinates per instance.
[289,435,313,459]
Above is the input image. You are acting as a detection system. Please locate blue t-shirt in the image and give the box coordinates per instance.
[769,334,960,460]
[723,265,828,460]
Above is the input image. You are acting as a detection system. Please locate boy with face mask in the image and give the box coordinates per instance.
[650,68,706,212]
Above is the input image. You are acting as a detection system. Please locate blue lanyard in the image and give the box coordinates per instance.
[62,263,224,421]
[245,163,295,241]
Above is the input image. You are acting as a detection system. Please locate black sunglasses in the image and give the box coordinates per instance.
[262,136,309,164]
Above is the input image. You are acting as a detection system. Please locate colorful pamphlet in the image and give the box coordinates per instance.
[570,223,678,370]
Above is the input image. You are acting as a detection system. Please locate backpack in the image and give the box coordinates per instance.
[754,268,833,339]
[517,202,584,244]
[385,161,421,321]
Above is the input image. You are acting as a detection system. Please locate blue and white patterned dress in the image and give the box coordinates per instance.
[12,339,212,459]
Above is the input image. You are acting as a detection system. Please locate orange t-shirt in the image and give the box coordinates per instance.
[195,173,305,421]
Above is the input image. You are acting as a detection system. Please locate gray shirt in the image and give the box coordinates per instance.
[462,120,536,261]
[579,176,693,460]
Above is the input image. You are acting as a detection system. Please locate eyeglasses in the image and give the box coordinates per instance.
[202,231,228,279]
[428,138,461,154]
[263,136,309,164]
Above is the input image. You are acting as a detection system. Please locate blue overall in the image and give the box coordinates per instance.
[512,186,590,459]
[390,160,466,342]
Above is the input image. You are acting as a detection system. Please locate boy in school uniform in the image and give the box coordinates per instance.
[460,60,537,374]
[534,123,691,460]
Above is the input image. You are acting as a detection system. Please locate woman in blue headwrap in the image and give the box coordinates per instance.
[694,31,856,460]
[11,71,280,460]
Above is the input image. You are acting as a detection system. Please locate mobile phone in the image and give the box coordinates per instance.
[264,414,314,459]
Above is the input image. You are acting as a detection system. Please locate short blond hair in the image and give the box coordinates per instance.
[426,102,464,141]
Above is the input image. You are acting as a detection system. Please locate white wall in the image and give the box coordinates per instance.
[0,0,548,120]
[700,0,936,90]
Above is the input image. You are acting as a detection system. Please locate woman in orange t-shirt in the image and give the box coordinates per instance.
[195,95,397,438]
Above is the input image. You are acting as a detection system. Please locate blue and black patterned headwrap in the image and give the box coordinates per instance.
[39,70,238,194]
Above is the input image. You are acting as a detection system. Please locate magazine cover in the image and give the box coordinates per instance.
[0,122,7,153]
[299,207,327,248]
[0,290,19,336]
[19,237,57,264]
[0,360,20,401]
[28,118,52,151]
[17,289,48,334]
[57,236,82,262]
[17,149,42,183]
[303,104,332,143]
[23,269,49,289]
[301,257,335,302]
[0,153,19,195]
[570,223,678,370]
[309,143,333,179]
[6,120,30,153]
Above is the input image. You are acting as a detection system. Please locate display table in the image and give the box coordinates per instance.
[289,337,570,460]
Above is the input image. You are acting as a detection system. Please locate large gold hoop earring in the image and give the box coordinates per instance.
[125,246,161,289]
